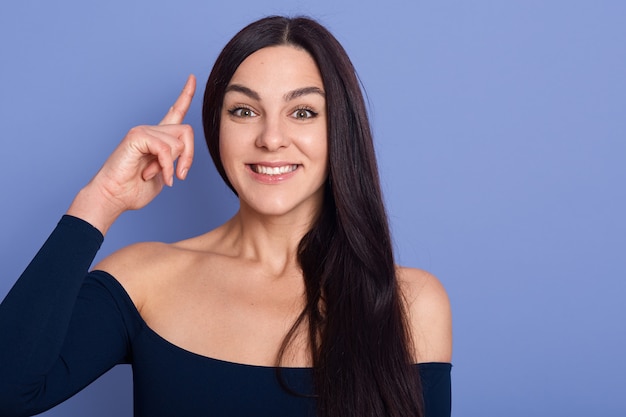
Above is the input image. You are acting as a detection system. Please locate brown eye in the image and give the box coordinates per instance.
[228,107,257,118]
[292,108,317,120]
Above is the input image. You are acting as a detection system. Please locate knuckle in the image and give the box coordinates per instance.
[127,125,149,139]
[156,141,171,153]
[170,105,184,118]
[126,125,142,137]
[181,125,195,143]
[172,140,185,154]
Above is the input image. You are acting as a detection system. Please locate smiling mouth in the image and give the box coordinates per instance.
[250,164,299,176]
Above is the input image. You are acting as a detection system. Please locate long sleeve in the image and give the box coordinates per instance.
[0,216,131,416]
[420,362,452,417]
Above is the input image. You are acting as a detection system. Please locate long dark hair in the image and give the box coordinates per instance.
[202,16,423,417]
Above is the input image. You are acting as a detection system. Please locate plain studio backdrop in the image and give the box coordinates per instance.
[1,1,624,416]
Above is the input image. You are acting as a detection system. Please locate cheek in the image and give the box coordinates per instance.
[301,126,328,163]
[218,119,242,160]
[218,125,238,183]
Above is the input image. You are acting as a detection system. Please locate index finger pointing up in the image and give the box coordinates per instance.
[159,74,197,125]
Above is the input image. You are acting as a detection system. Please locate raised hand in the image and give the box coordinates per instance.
[67,75,197,235]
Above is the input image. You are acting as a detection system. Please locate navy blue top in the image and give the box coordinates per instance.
[0,216,451,417]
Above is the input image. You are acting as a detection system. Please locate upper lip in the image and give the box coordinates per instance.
[248,161,300,167]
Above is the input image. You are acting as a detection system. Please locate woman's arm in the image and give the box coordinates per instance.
[0,75,196,416]
[398,267,453,416]
[0,216,105,415]
[67,75,196,235]
[398,267,452,364]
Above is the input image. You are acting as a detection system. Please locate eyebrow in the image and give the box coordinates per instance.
[284,86,325,101]
[225,84,260,101]
[225,84,325,102]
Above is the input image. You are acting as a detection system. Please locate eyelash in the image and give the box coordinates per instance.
[292,107,318,120]
[226,105,319,120]
[227,105,257,118]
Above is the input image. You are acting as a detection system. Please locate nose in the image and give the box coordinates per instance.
[255,115,290,151]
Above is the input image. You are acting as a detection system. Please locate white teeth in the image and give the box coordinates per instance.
[252,164,298,175]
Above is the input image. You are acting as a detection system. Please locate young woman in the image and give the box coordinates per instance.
[0,16,452,417]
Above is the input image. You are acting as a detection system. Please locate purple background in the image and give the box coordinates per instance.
[1,1,625,415]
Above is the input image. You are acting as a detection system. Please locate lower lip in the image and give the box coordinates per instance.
[247,165,300,184]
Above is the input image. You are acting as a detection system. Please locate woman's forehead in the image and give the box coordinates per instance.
[226,45,324,98]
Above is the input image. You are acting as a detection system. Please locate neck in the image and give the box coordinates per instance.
[219,204,318,278]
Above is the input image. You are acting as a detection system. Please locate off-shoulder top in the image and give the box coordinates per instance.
[0,216,451,416]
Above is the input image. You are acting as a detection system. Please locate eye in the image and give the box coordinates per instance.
[227,106,258,118]
[291,107,318,120]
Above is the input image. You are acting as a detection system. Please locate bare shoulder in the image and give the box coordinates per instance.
[397,266,452,363]
[92,222,229,313]
[92,240,186,311]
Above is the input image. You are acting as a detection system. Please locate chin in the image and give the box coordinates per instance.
[241,192,324,220]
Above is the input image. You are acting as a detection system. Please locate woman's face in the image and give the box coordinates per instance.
[219,45,328,220]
